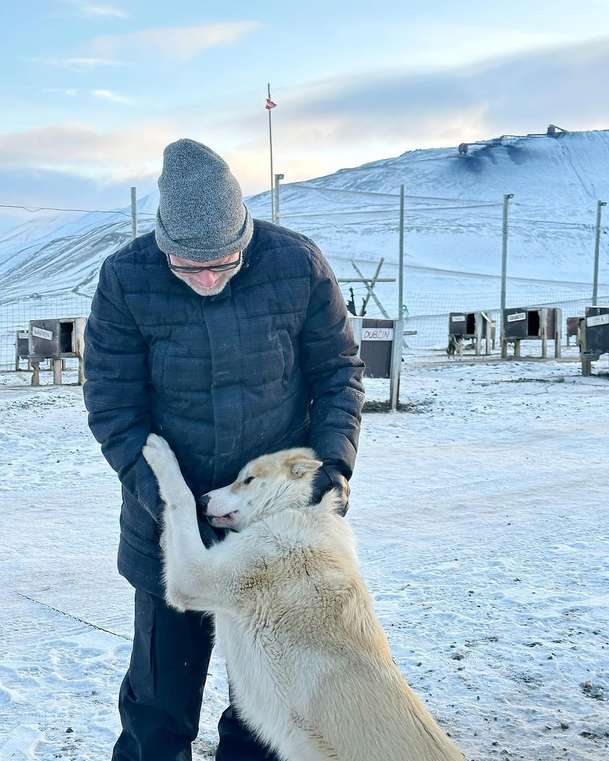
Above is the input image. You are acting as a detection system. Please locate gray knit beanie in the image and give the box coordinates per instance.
[155,138,253,261]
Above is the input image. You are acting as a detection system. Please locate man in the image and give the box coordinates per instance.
[84,138,365,761]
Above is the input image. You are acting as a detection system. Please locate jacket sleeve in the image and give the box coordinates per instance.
[301,247,365,479]
[83,256,162,522]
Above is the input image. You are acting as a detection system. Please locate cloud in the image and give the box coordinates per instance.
[44,88,80,97]
[89,21,262,62]
[28,56,123,70]
[270,37,609,147]
[0,165,157,231]
[0,123,177,181]
[74,2,127,18]
[6,36,609,199]
[91,89,133,104]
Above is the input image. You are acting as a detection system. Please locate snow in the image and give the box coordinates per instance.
[1,356,608,760]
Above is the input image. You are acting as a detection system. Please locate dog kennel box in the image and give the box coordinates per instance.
[448,311,495,355]
[354,318,395,378]
[448,312,492,338]
[349,315,403,410]
[583,307,609,356]
[28,317,86,360]
[503,307,560,340]
[566,316,581,346]
[501,307,562,359]
[566,316,580,339]
[16,330,29,359]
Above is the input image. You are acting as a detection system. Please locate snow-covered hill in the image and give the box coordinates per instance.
[1,129,608,356]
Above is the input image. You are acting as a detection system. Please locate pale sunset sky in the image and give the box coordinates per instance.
[0,0,608,214]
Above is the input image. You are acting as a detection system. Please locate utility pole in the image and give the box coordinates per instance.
[130,186,137,240]
[390,185,406,413]
[500,193,514,358]
[398,184,405,319]
[274,173,285,225]
[592,200,607,306]
[266,83,276,223]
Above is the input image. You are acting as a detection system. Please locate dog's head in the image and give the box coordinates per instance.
[200,448,323,531]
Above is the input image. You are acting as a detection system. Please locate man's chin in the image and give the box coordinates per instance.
[185,280,229,297]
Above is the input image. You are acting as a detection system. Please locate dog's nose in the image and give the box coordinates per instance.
[198,494,210,512]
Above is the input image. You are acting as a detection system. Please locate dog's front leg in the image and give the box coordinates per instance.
[143,433,227,612]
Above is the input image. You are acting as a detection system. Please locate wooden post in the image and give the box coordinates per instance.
[580,318,591,375]
[541,310,548,359]
[53,358,63,385]
[349,317,363,358]
[555,309,562,359]
[389,319,404,411]
[351,261,390,318]
[31,361,40,386]
[78,357,85,386]
[474,313,482,356]
[360,258,385,315]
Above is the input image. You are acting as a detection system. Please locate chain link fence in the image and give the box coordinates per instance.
[1,183,608,373]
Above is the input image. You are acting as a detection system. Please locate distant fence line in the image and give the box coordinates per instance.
[2,288,608,372]
[1,185,608,369]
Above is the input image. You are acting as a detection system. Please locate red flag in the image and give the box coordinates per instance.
[265,97,277,110]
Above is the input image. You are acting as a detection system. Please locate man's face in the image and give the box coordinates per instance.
[167,250,242,296]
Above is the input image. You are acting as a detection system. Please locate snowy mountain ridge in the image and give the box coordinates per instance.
[1,128,608,311]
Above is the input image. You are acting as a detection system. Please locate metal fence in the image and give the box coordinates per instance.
[1,182,608,372]
[1,294,92,372]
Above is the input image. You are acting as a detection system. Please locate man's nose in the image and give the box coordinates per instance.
[199,494,210,512]
[197,270,219,288]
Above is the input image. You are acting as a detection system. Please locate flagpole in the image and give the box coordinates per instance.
[267,82,275,223]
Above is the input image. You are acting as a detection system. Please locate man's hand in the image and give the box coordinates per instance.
[310,464,350,516]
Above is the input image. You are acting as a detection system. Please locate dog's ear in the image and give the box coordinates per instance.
[290,457,323,479]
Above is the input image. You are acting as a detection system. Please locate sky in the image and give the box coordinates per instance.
[0,0,608,221]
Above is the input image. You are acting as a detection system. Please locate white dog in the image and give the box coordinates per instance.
[143,434,466,761]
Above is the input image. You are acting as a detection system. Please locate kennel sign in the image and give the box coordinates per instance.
[31,326,53,341]
[587,313,609,327]
[361,326,394,342]
[350,317,397,379]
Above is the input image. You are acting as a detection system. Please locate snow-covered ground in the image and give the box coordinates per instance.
[1,356,608,761]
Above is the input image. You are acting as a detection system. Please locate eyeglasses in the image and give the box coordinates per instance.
[166,251,242,274]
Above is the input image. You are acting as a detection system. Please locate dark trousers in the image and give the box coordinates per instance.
[112,588,280,761]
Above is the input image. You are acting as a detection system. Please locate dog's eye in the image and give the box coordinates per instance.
[243,476,255,485]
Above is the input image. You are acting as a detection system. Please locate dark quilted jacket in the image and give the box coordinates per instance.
[84,220,365,595]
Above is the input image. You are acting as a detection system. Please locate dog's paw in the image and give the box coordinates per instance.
[143,434,194,509]
[143,433,179,475]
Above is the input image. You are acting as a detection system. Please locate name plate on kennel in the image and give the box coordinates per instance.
[507,312,526,323]
[31,326,54,341]
[361,327,394,342]
[587,313,609,327]
[350,317,398,379]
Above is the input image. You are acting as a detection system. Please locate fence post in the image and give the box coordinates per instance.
[500,193,514,358]
[274,173,285,225]
[130,186,138,240]
[592,200,606,306]
[389,318,404,411]
[398,184,405,319]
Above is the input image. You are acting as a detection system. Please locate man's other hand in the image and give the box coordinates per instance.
[310,464,350,516]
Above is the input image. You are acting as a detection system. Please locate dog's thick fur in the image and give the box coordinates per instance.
[143,434,465,761]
